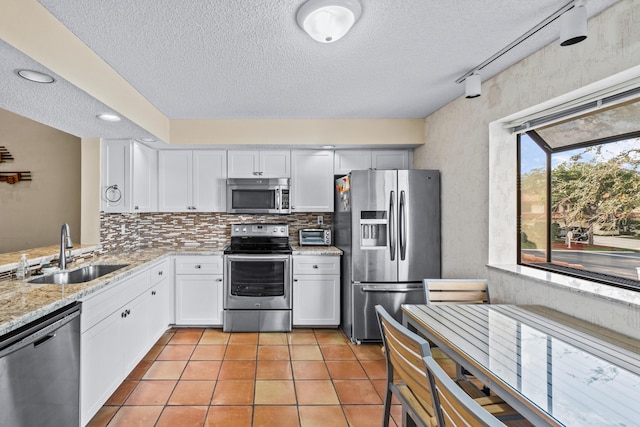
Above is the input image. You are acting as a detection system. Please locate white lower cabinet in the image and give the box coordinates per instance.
[174,256,224,326]
[293,255,341,327]
[80,259,172,425]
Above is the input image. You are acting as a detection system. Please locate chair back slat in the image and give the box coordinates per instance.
[425,279,490,305]
[376,306,437,424]
[423,356,506,427]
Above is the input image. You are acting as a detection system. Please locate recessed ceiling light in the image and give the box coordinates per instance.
[96,113,121,122]
[16,69,55,84]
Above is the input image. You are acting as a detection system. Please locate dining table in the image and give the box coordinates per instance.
[401,304,640,427]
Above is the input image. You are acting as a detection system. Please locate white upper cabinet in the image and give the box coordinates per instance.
[228,150,290,178]
[101,139,130,213]
[131,142,158,212]
[334,149,411,175]
[101,139,157,213]
[158,150,226,212]
[291,150,334,212]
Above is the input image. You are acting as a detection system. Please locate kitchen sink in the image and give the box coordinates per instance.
[29,264,129,285]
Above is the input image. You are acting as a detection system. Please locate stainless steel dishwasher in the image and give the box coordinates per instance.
[0,302,81,427]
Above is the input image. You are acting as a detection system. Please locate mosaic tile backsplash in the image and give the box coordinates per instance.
[100,212,332,253]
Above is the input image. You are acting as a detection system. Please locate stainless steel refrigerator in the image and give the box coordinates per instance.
[333,169,440,343]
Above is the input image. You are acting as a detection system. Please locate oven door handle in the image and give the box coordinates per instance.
[225,254,291,262]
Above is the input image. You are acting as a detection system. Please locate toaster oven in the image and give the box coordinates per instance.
[299,229,331,246]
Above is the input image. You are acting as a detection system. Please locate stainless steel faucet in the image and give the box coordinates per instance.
[59,223,74,270]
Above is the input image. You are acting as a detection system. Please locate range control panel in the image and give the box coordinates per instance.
[231,223,289,237]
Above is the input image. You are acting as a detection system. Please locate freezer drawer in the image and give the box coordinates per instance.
[351,283,424,343]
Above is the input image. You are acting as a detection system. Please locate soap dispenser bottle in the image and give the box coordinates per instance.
[16,254,30,280]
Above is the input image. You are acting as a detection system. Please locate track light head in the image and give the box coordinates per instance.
[559,1,587,46]
[465,73,481,99]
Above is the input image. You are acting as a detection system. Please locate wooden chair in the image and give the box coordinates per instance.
[424,278,490,305]
[375,305,521,427]
[423,355,506,427]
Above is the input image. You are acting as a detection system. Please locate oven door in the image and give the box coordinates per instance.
[224,255,291,310]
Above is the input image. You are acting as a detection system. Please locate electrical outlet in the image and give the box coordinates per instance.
[317,216,323,225]
[121,224,126,234]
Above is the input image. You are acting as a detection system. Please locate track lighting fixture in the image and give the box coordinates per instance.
[464,73,481,99]
[559,0,587,46]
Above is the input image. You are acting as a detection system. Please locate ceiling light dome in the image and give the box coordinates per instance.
[297,0,362,43]
[16,69,55,84]
[96,113,121,122]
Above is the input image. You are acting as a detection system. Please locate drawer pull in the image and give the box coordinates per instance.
[158,271,163,276]
[215,278,223,282]
[151,290,157,296]
[313,265,319,269]
[195,265,202,269]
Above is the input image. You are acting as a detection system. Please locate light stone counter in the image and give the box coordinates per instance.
[0,246,225,336]
[291,245,343,256]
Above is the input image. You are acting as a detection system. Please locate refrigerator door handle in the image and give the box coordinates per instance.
[389,190,396,261]
[399,190,407,260]
[361,286,423,293]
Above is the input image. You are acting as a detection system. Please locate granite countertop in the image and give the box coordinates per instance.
[0,244,341,337]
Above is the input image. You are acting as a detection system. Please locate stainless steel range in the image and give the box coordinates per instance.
[223,223,292,332]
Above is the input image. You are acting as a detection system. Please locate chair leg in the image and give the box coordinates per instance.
[382,388,392,427]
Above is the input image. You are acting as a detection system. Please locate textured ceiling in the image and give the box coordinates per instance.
[0,0,621,138]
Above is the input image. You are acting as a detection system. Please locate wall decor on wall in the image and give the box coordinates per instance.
[0,146,32,184]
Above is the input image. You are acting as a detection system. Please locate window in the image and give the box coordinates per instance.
[518,97,640,290]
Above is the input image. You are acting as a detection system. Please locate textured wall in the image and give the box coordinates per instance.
[0,108,81,253]
[413,0,640,334]
[100,212,331,253]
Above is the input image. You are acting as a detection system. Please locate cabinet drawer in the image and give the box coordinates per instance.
[293,256,340,275]
[175,256,223,275]
[81,270,150,333]
[149,259,170,286]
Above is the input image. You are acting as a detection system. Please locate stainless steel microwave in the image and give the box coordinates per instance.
[226,178,290,214]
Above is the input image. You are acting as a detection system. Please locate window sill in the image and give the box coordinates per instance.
[487,264,640,309]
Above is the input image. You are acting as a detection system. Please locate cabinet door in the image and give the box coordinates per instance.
[101,139,131,212]
[149,278,170,341]
[158,150,193,211]
[175,275,223,325]
[372,150,410,170]
[293,275,340,326]
[260,150,291,178]
[131,142,158,212]
[81,311,122,425]
[334,150,372,175]
[121,292,152,375]
[227,150,260,178]
[193,150,227,211]
[291,150,334,212]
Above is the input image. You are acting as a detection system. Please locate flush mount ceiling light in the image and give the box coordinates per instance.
[464,73,481,99]
[321,145,335,149]
[139,137,156,142]
[96,113,121,122]
[16,69,55,84]
[297,0,362,43]
[559,0,587,46]
[455,0,587,99]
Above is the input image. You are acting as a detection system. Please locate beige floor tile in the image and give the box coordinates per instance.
[299,405,348,427]
[361,359,387,379]
[315,330,349,345]
[211,380,255,405]
[157,344,196,360]
[325,360,368,379]
[343,404,387,427]
[288,332,318,345]
[142,360,187,380]
[256,360,293,379]
[218,361,257,380]
[228,332,259,344]
[320,344,357,360]
[290,345,323,360]
[124,381,177,406]
[191,345,227,360]
[253,405,299,427]
[169,331,203,345]
[156,406,208,427]
[295,380,340,405]
[254,380,297,404]
[257,345,290,360]
[181,360,222,380]
[168,381,216,405]
[259,332,288,345]
[205,406,252,427]
[199,330,230,345]
[107,406,163,427]
[224,344,257,360]
[333,379,383,405]
[291,361,330,380]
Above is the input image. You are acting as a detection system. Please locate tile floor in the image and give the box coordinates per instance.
[87,327,437,427]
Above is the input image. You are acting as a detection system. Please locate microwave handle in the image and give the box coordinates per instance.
[276,188,281,212]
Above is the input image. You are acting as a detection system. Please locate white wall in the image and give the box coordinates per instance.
[413,0,640,337]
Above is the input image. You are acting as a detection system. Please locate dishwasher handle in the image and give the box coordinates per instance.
[0,305,80,358]
[361,286,423,293]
